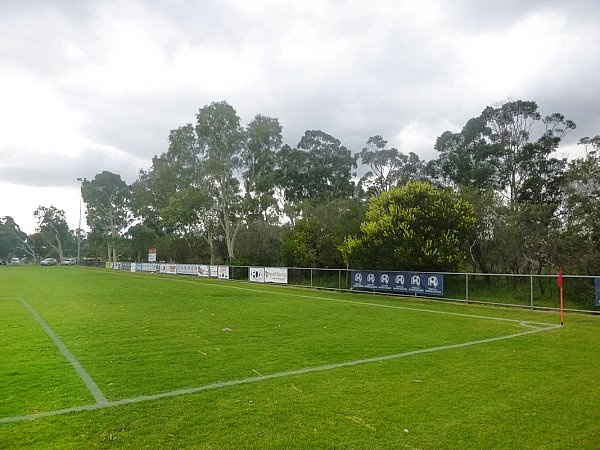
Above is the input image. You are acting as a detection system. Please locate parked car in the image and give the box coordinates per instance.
[40,258,58,266]
[61,257,77,266]
[8,257,22,265]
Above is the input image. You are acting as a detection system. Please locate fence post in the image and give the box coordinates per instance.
[530,275,534,309]
[338,269,341,291]
[466,273,469,302]
[310,268,313,287]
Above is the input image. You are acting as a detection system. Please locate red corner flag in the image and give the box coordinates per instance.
[557,267,564,326]
[557,267,564,288]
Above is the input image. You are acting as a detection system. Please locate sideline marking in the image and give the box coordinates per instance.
[140,273,557,328]
[1,320,559,424]
[19,299,107,405]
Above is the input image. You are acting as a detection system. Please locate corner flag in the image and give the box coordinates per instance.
[557,266,564,288]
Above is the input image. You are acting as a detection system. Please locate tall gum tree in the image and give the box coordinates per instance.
[33,206,71,262]
[82,171,131,263]
[195,101,245,260]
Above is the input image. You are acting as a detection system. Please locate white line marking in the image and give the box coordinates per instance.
[153,275,557,328]
[19,298,108,405]
[0,321,559,424]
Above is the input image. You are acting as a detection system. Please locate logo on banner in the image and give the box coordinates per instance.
[249,267,265,283]
[351,270,443,296]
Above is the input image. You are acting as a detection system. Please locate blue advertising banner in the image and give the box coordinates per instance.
[351,270,444,296]
[595,278,600,307]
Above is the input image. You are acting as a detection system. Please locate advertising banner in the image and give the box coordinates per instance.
[265,267,288,284]
[198,265,210,277]
[596,278,600,307]
[148,248,157,262]
[210,265,219,278]
[141,263,159,272]
[217,266,230,279]
[351,270,444,296]
[177,264,199,276]
[160,264,177,275]
[249,267,265,283]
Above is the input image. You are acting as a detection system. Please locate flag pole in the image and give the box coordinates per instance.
[557,267,564,326]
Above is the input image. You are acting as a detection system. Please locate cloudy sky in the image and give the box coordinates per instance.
[1,0,599,234]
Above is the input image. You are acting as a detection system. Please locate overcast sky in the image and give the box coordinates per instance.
[1,0,599,234]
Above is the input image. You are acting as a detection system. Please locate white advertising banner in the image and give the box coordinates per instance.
[130,264,136,272]
[249,267,265,283]
[198,265,210,277]
[177,264,199,275]
[265,267,288,284]
[160,264,177,275]
[217,265,230,279]
[148,247,157,262]
[141,263,160,272]
[210,265,219,278]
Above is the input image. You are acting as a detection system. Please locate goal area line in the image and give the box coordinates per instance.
[1,311,559,424]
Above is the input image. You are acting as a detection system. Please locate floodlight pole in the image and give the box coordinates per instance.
[76,177,86,265]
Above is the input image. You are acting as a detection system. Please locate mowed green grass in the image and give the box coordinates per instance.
[1,266,599,449]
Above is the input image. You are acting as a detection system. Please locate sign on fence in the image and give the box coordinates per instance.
[217,266,230,279]
[249,267,265,283]
[265,267,288,284]
[160,264,177,275]
[351,270,444,296]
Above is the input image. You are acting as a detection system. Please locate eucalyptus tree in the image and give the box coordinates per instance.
[195,101,245,260]
[481,100,575,207]
[428,117,504,191]
[243,114,282,223]
[359,135,426,196]
[33,206,72,262]
[559,136,600,274]
[82,171,131,262]
[0,216,27,261]
[275,130,357,223]
[296,130,357,202]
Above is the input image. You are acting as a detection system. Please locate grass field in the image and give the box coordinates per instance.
[1,266,599,449]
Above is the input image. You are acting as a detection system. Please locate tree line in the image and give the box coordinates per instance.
[1,99,598,276]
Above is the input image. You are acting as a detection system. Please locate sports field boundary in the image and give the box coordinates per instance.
[0,281,561,425]
[0,316,560,424]
[19,298,108,405]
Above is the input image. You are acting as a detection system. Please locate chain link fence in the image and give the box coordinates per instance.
[228,266,599,313]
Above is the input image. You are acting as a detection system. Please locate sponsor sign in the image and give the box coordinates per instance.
[148,248,157,263]
[160,264,177,275]
[141,263,159,272]
[210,265,219,278]
[217,266,230,279]
[177,264,199,276]
[249,267,265,283]
[198,265,210,277]
[596,278,600,307]
[265,267,288,284]
[351,270,444,296]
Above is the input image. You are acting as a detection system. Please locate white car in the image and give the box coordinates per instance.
[40,258,58,266]
[61,257,77,266]
[8,257,22,265]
